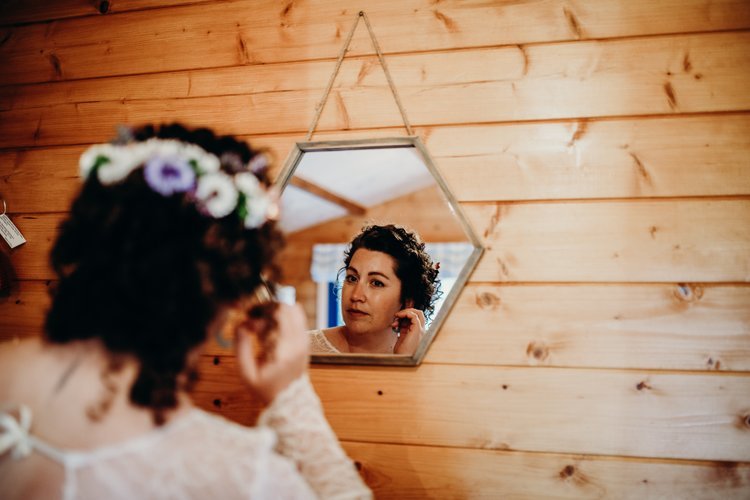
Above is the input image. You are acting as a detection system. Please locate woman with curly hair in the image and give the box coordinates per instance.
[0,124,371,499]
[310,224,441,355]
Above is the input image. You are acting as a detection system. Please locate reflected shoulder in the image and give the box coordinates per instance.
[320,326,349,353]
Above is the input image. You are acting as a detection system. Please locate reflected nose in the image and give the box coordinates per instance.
[350,281,366,302]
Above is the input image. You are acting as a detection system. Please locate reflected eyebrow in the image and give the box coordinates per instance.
[347,266,392,281]
[367,271,391,281]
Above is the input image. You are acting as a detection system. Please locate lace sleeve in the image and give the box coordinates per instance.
[257,375,372,500]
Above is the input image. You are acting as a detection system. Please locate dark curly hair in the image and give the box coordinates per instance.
[342,224,441,320]
[44,123,284,425]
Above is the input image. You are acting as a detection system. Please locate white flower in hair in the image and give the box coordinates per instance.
[78,134,276,227]
[97,146,140,185]
[243,192,273,229]
[235,172,272,228]
[182,143,220,173]
[79,143,115,179]
[195,172,239,218]
[234,172,263,197]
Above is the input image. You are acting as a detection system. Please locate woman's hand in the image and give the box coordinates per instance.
[392,308,426,355]
[235,303,310,404]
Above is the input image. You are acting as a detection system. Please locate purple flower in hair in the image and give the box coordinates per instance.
[247,154,268,174]
[143,155,196,196]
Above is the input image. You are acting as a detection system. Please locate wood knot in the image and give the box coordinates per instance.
[213,356,220,365]
[526,342,549,361]
[476,291,501,310]
[706,357,722,370]
[354,461,362,471]
[212,398,222,408]
[636,380,652,391]
[96,1,110,14]
[673,283,703,303]
[738,413,750,430]
[377,390,383,396]
[559,465,576,478]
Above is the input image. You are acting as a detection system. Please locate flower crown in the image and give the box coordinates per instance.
[79,138,278,229]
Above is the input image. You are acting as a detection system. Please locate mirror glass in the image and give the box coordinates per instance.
[275,137,483,365]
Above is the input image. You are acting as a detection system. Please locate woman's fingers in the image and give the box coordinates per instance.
[393,308,426,355]
[235,303,310,404]
[235,325,259,383]
[394,308,426,331]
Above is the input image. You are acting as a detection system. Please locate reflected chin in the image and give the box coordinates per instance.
[344,316,374,333]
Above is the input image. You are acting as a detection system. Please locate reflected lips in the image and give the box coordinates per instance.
[347,308,368,317]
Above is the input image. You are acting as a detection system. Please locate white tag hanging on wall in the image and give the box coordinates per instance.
[0,199,26,249]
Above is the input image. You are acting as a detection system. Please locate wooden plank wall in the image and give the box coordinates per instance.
[1,1,749,497]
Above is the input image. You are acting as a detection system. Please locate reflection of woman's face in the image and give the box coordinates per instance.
[342,249,403,336]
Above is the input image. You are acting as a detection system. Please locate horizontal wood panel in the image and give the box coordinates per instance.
[0,147,82,214]
[192,361,750,497]
[5,213,62,280]
[191,353,263,423]
[468,199,750,283]
[0,0,209,26]
[2,31,750,148]
[430,284,750,371]
[343,441,750,499]
[4,29,748,113]
[8,279,746,373]
[3,114,750,214]
[193,357,750,461]
[2,1,749,85]
[429,114,750,202]
[8,199,749,282]
[0,280,51,341]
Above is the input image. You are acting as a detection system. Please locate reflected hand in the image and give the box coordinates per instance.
[235,303,310,404]
[392,308,426,355]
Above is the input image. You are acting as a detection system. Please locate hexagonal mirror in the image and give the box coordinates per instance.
[275,137,483,366]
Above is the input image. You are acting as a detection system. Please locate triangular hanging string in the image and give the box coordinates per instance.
[305,11,413,140]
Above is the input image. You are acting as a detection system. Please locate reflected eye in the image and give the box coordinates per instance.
[370,279,385,288]
[344,274,358,284]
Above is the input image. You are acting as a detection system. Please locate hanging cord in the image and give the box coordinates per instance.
[305,11,413,140]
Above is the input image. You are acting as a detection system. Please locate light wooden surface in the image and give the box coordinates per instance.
[430,283,750,371]
[3,114,750,214]
[3,31,750,148]
[193,355,750,462]
[468,199,750,282]
[341,442,750,499]
[0,280,51,341]
[7,200,749,282]
[5,281,748,373]
[2,0,750,84]
[2,0,749,496]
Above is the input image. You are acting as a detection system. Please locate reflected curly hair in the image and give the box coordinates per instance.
[44,123,284,425]
[342,224,441,320]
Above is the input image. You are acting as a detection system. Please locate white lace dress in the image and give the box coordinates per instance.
[0,375,371,500]
[309,329,341,354]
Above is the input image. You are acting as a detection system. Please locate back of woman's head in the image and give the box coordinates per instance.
[45,123,283,423]
[343,224,440,319]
